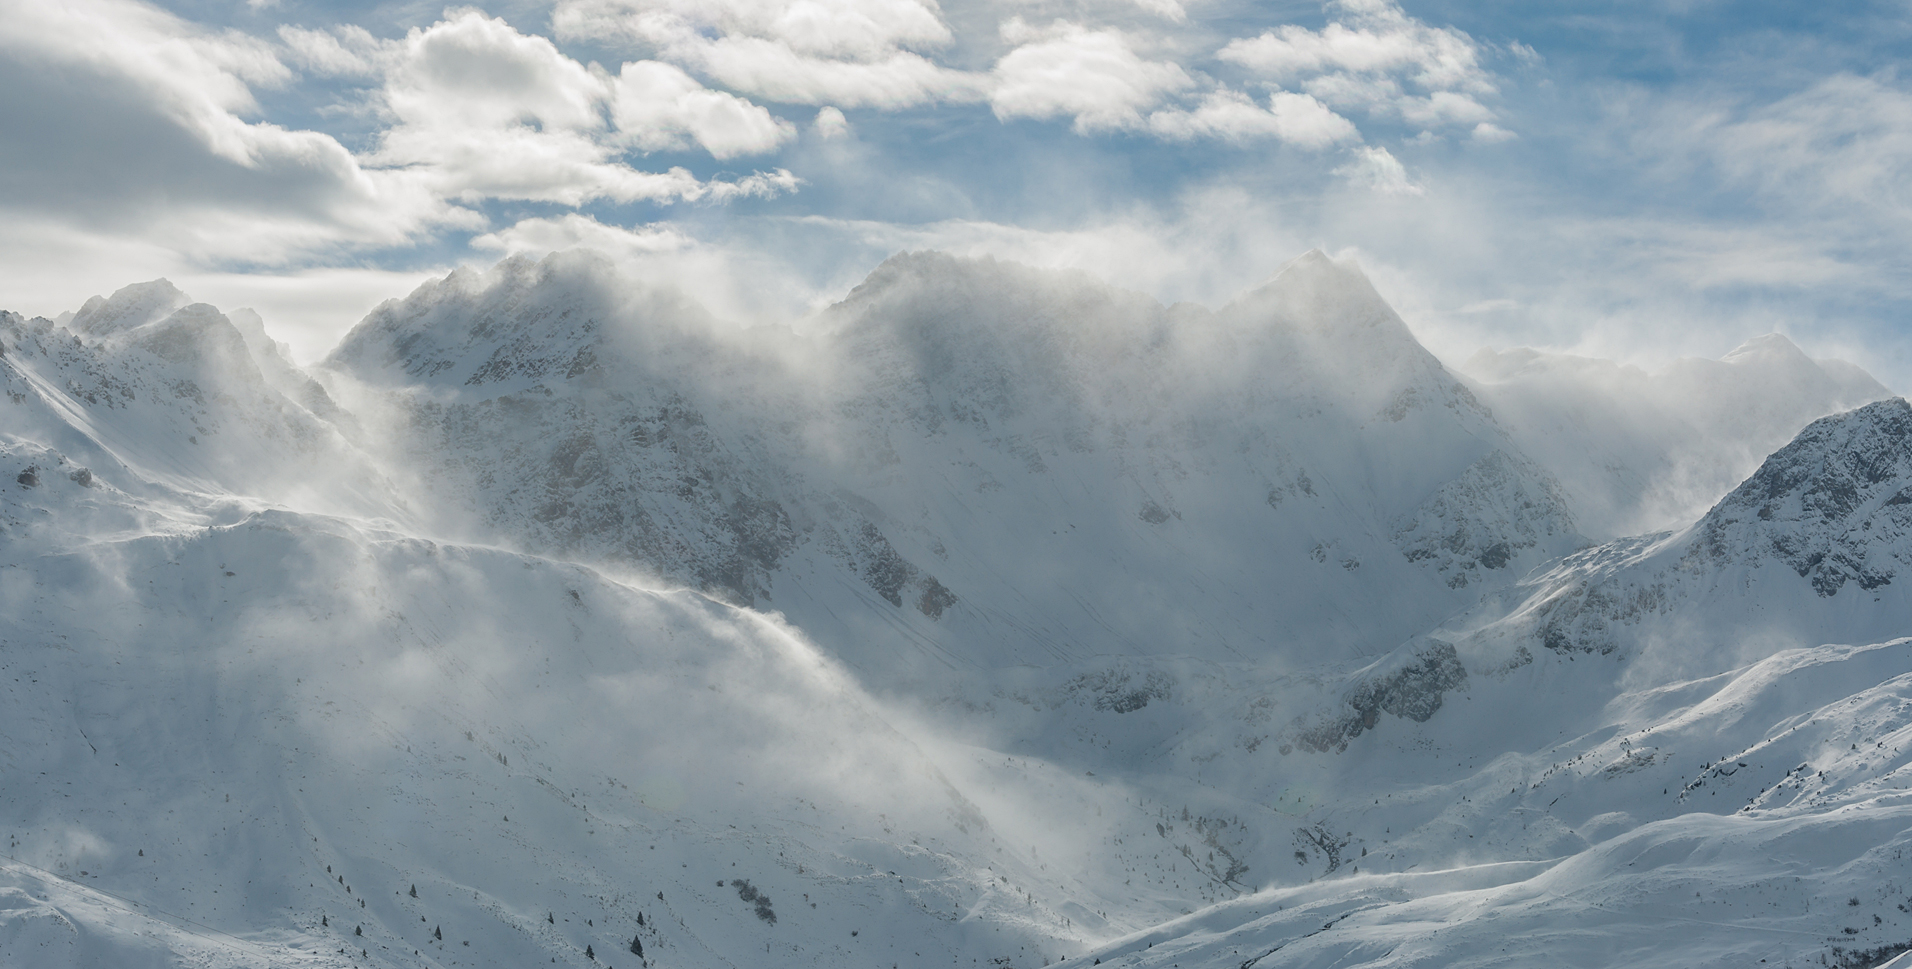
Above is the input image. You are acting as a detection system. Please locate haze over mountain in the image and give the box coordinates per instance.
[1,249,1906,969]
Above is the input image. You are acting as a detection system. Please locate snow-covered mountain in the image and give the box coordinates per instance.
[1439,397,1912,677]
[319,249,1583,681]
[0,250,1905,969]
[0,281,397,521]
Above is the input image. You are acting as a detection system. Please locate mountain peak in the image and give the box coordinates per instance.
[1721,332,1811,366]
[68,279,192,339]
[1217,248,1472,430]
[325,249,716,390]
[1283,246,1334,268]
[1693,396,1912,595]
[825,250,1141,330]
[1225,248,1417,349]
[1250,248,1381,311]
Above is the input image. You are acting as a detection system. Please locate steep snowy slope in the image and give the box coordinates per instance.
[0,437,1160,969]
[1062,636,1912,969]
[1465,334,1889,538]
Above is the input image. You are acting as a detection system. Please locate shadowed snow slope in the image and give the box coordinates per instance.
[0,440,1138,968]
[1,253,1907,969]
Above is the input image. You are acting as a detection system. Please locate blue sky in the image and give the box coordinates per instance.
[1,0,1907,385]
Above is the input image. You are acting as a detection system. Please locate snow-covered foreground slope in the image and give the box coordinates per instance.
[1071,636,1912,969]
[1,250,1907,969]
[0,441,1151,968]
[1059,399,1912,969]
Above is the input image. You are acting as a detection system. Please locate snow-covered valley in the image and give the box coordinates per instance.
[1,249,1906,969]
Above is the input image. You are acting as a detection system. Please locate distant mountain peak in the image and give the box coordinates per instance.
[1225,249,1431,373]
[68,279,192,339]
[1721,331,1812,365]
[823,249,1157,337]
[1240,248,1392,323]
[325,249,720,391]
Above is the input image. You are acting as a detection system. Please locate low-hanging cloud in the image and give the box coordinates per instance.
[470,213,693,257]
[1334,145,1421,194]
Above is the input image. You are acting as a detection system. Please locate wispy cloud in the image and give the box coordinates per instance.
[1335,145,1421,194]
[1220,0,1503,137]
[552,0,987,108]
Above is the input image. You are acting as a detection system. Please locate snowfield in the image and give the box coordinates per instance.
[0,249,1905,969]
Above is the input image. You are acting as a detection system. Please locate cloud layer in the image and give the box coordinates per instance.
[0,0,1504,272]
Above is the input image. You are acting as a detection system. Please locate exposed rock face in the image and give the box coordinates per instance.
[1392,449,1582,588]
[325,251,951,610]
[1060,668,1175,714]
[1290,639,1469,753]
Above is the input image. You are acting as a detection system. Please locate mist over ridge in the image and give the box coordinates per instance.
[1,246,1909,969]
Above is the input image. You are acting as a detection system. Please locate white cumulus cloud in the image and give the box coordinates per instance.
[0,0,458,262]
[277,23,396,79]
[552,0,986,108]
[612,60,796,158]
[991,20,1194,133]
[813,105,852,138]
[0,0,800,275]
[1219,0,1503,135]
[366,11,799,205]
[1146,88,1358,148]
